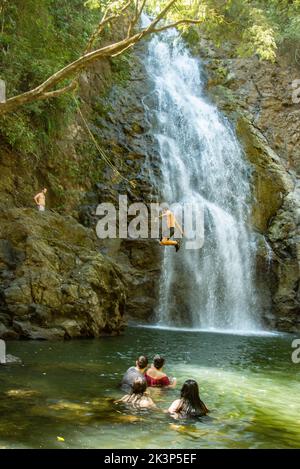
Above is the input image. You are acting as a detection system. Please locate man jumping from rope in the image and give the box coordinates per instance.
[159,206,184,252]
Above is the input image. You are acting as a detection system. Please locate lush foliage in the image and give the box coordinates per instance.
[0,0,99,154]
[1,0,300,156]
[220,0,300,61]
[83,1,300,62]
[0,0,99,96]
[144,1,300,62]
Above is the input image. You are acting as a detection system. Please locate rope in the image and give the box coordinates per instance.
[72,95,136,188]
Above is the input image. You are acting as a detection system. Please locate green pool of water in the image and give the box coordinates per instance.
[0,326,299,449]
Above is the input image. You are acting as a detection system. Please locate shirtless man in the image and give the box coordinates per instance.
[34,188,47,212]
[159,206,184,252]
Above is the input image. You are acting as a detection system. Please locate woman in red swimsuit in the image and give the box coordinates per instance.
[145,355,176,387]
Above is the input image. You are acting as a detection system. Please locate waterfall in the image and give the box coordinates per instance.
[142,18,261,332]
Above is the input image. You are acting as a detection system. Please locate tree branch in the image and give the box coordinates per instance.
[86,0,133,54]
[127,0,146,38]
[0,0,206,115]
[84,8,111,55]
[111,41,136,57]
[151,18,205,34]
[40,81,78,100]
[143,0,177,33]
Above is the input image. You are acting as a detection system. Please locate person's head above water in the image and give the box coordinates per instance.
[136,355,148,371]
[180,379,200,401]
[153,354,165,370]
[168,378,208,417]
[179,379,208,416]
[131,377,147,395]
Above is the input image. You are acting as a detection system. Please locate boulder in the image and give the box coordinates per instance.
[0,208,126,339]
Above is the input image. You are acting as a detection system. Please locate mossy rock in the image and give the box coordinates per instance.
[0,208,126,340]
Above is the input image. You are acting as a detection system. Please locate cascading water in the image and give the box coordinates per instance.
[142,17,261,332]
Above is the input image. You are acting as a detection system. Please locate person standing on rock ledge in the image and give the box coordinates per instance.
[34,188,47,212]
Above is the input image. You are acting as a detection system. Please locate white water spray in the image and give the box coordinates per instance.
[142,18,260,331]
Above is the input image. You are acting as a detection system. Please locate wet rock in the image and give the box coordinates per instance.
[77,44,161,324]
[236,116,294,232]
[0,323,19,340]
[198,37,300,331]
[102,238,161,322]
[0,208,126,339]
[267,186,300,329]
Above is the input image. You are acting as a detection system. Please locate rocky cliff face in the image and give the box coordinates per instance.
[0,40,161,339]
[1,27,299,338]
[196,39,300,331]
[77,43,162,323]
[0,209,126,339]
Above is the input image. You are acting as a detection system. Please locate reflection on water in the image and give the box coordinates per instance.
[0,327,299,449]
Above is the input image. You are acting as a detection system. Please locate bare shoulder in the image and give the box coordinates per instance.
[146,368,165,378]
[140,397,156,409]
[168,399,181,413]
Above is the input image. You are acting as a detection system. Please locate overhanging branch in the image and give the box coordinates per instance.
[0,0,207,115]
